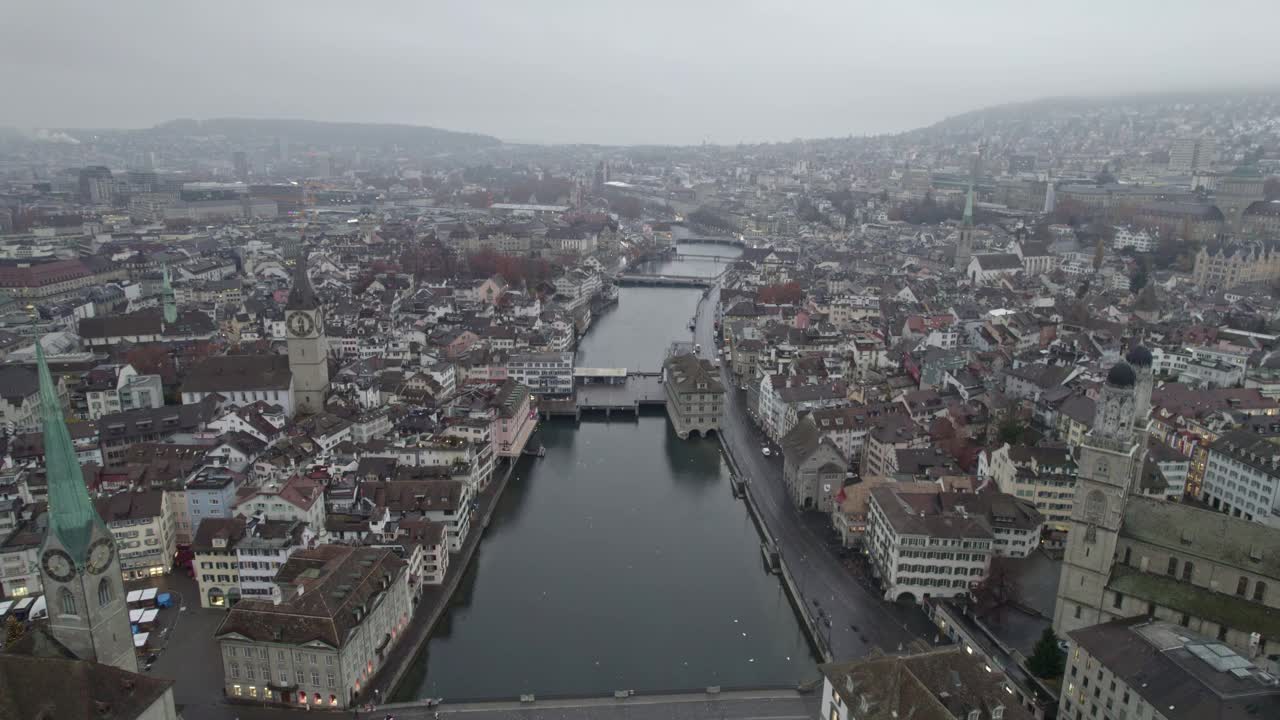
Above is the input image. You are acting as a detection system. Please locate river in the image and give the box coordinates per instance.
[395,244,816,701]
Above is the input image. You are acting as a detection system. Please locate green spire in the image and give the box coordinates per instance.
[162,264,177,326]
[37,343,101,565]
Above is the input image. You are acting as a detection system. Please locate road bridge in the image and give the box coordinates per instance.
[538,372,667,421]
[677,235,746,247]
[370,688,819,720]
[615,273,716,288]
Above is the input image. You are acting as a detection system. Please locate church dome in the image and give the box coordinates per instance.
[1106,362,1137,388]
[1125,345,1153,368]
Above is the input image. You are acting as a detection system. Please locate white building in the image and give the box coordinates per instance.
[866,486,1043,602]
[1113,226,1157,253]
[1201,429,1280,527]
[508,352,574,396]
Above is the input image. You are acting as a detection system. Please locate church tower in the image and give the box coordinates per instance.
[286,250,329,415]
[161,263,177,326]
[1125,345,1155,434]
[954,184,975,274]
[36,344,137,672]
[1052,362,1143,637]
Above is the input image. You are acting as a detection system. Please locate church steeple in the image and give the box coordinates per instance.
[286,249,318,310]
[161,263,177,326]
[962,182,975,227]
[37,343,103,566]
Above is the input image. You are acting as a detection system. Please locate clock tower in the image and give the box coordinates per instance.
[1052,361,1142,637]
[286,250,329,415]
[35,344,136,672]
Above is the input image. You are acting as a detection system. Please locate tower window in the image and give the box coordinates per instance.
[98,578,113,607]
[60,588,76,616]
[1237,576,1249,597]
[1167,557,1178,576]
[1255,582,1267,603]
[1182,562,1194,582]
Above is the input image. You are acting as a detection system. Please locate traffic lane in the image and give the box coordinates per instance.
[711,369,922,657]
[721,402,914,638]
[697,284,924,656]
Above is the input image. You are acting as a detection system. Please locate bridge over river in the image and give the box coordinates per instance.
[373,688,818,720]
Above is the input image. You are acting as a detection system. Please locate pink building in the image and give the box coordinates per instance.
[492,380,536,458]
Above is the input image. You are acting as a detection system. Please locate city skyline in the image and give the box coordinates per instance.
[7,1,1280,145]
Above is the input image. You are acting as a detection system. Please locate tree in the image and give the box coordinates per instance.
[1130,264,1149,295]
[971,557,1022,623]
[4,615,24,649]
[1027,628,1067,679]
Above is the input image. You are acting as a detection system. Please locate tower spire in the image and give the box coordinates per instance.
[286,249,318,310]
[37,342,102,565]
[161,263,177,326]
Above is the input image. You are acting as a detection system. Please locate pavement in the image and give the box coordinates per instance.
[693,286,936,661]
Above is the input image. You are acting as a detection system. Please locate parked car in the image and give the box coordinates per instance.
[761,447,771,457]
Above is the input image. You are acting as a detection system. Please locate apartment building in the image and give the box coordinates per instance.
[507,352,573,396]
[1201,429,1280,527]
[867,487,1043,602]
[982,444,1078,530]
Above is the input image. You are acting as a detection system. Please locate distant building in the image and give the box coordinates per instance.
[1215,165,1266,234]
[1192,240,1280,291]
[78,165,114,205]
[1168,136,1217,174]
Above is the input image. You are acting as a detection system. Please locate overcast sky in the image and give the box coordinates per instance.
[4,1,1278,145]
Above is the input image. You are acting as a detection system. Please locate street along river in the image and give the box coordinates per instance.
[396,244,817,701]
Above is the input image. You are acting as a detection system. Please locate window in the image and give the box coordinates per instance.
[1166,557,1178,576]
[1182,562,1193,582]
[97,578,112,606]
[1112,592,1123,609]
[1237,576,1249,597]
[230,662,239,679]
[60,588,76,615]
[311,672,320,686]
[1255,582,1267,603]
[1122,546,1131,565]
[1217,625,1229,641]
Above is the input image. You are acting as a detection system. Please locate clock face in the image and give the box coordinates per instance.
[87,537,116,575]
[42,548,76,583]
[288,312,315,337]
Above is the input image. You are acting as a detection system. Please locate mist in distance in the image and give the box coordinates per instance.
[4,0,1278,145]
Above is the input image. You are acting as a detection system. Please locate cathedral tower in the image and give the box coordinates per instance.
[36,344,137,672]
[1052,362,1142,637]
[286,251,329,415]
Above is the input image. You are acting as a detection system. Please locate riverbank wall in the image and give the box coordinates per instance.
[363,458,522,704]
[717,439,833,664]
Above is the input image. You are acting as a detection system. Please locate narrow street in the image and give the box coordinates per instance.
[693,287,936,661]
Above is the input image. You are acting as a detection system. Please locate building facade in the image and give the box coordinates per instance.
[215,545,412,709]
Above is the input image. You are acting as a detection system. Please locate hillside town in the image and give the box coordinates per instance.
[1,91,1280,720]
